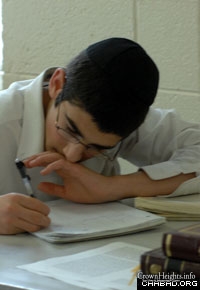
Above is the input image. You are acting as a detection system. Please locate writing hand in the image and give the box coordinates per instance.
[0,193,50,234]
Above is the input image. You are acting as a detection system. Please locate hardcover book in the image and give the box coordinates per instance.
[162,223,200,263]
[141,247,200,278]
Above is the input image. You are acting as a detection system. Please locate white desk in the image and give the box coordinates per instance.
[0,220,196,290]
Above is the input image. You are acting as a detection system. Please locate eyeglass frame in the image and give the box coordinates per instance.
[54,102,122,161]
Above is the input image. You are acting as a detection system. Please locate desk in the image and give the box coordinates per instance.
[0,220,196,290]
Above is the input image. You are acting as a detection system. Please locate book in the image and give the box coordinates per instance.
[162,223,200,263]
[134,193,200,220]
[140,247,200,278]
[32,199,165,243]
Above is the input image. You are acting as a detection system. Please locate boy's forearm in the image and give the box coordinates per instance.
[111,171,196,199]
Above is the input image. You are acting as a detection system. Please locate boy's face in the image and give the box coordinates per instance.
[45,100,121,163]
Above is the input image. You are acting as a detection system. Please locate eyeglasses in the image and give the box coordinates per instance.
[55,103,122,161]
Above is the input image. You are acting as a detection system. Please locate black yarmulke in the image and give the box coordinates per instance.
[86,37,159,106]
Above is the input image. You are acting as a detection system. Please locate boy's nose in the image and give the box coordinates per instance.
[62,143,85,162]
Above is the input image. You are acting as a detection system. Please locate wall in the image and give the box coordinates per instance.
[2,0,134,85]
[2,0,200,173]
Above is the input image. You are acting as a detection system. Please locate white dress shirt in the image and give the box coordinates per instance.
[0,68,199,200]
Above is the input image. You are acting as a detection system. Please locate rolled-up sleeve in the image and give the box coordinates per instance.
[119,107,200,196]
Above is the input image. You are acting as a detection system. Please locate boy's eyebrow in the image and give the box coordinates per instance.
[65,114,83,138]
[89,143,117,150]
[65,114,117,150]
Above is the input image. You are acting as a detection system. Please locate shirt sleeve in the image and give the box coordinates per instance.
[119,108,200,197]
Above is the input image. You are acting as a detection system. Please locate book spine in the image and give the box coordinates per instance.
[162,233,200,263]
[141,252,200,278]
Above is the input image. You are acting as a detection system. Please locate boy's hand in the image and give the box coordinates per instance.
[25,151,119,204]
[25,151,198,204]
[0,193,50,235]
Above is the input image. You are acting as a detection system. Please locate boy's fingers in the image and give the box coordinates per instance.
[38,182,66,199]
[19,196,50,216]
[25,152,64,168]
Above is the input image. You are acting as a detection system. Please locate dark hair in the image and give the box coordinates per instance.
[56,38,159,138]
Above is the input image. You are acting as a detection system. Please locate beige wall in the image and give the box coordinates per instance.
[2,0,200,173]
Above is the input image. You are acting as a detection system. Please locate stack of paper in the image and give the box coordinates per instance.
[32,199,166,243]
[134,193,200,220]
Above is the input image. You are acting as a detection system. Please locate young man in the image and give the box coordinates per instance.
[0,38,199,235]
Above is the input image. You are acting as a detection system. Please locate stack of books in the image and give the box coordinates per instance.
[140,223,200,278]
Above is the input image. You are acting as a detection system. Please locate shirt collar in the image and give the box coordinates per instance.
[17,68,57,160]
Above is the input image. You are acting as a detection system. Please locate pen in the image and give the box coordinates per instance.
[15,159,35,197]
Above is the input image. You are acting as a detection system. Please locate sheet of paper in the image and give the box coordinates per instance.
[18,242,149,290]
[32,199,165,243]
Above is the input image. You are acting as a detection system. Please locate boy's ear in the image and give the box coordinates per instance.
[48,68,66,100]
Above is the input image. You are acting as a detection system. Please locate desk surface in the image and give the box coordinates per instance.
[0,219,197,290]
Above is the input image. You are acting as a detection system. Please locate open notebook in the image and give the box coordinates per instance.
[32,199,165,243]
[134,193,200,220]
